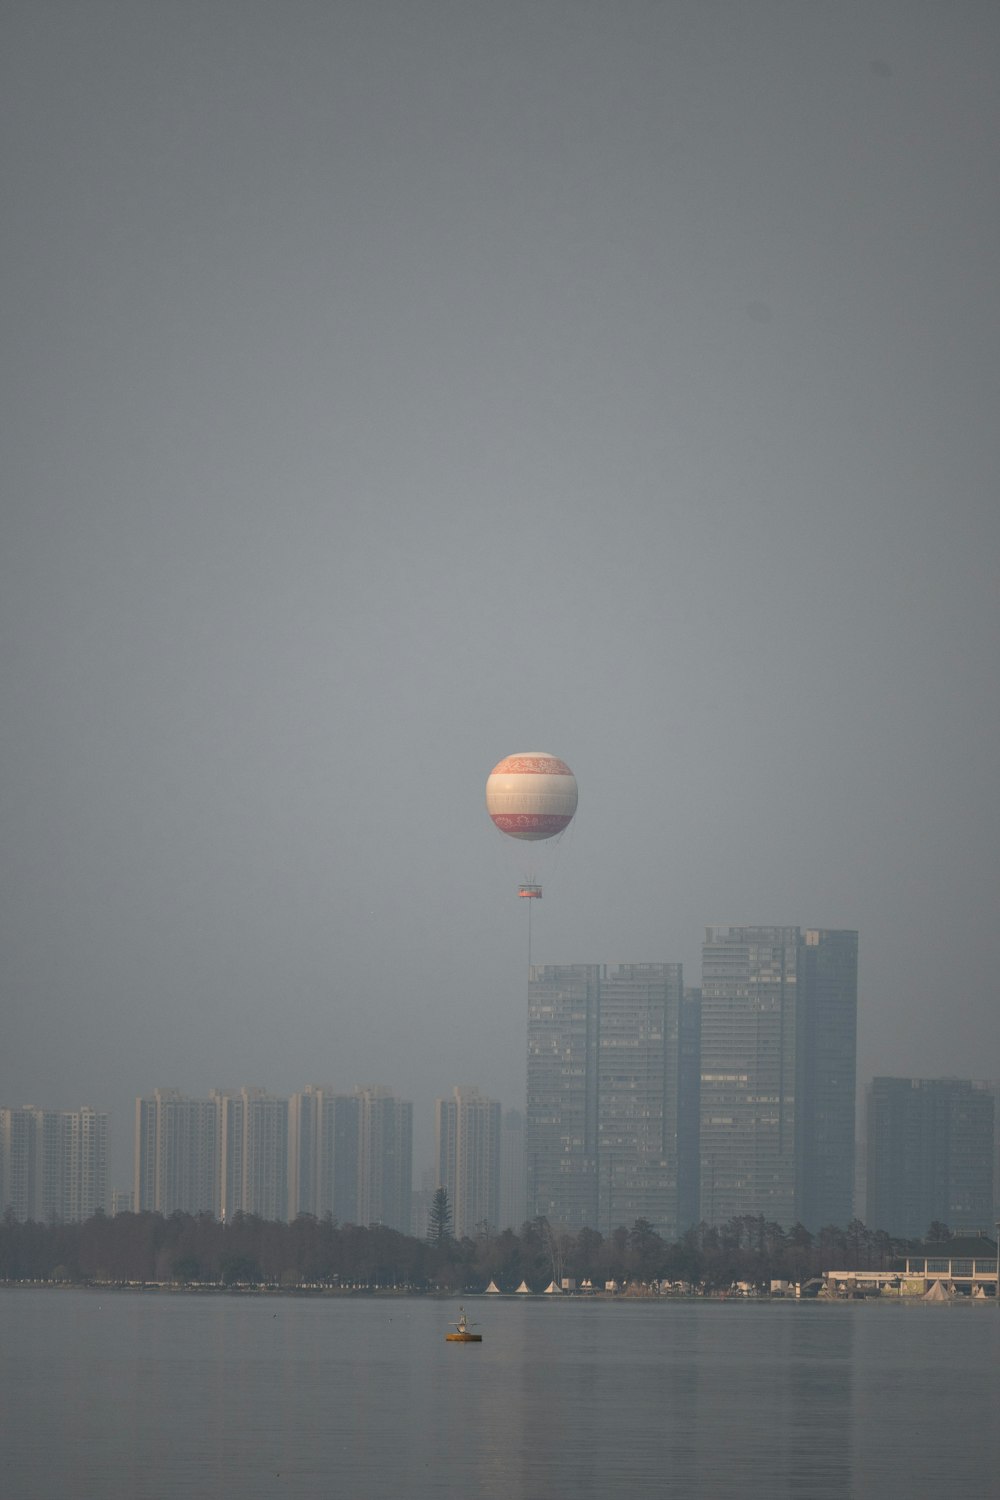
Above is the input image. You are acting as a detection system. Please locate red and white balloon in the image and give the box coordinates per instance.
[485,753,578,842]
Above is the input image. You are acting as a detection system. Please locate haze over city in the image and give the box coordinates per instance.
[3,1,998,1186]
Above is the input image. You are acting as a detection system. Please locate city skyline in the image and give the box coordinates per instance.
[2,8,998,1498]
[6,1061,998,1240]
[3,4,998,1198]
[4,910,996,1210]
[6,921,999,1241]
[0,910,895,1192]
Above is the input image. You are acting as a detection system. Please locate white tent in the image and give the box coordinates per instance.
[514,1280,532,1294]
[923,1279,952,1301]
[543,1280,562,1294]
[484,1280,501,1294]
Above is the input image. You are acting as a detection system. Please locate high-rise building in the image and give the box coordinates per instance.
[435,1086,502,1239]
[796,930,859,1230]
[287,1086,320,1219]
[699,926,858,1231]
[972,1081,1000,1222]
[355,1086,412,1234]
[217,1087,288,1222]
[527,964,601,1231]
[288,1086,359,1222]
[700,927,801,1228]
[0,1106,34,1221]
[0,1105,108,1222]
[866,1078,995,1239]
[677,988,702,1233]
[500,1108,526,1231]
[131,1082,410,1228]
[526,962,689,1236]
[598,964,684,1236]
[134,1089,219,1216]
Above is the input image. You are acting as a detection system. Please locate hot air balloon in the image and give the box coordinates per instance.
[486,752,577,841]
[486,753,577,903]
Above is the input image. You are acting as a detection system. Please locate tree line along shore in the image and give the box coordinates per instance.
[0,1208,942,1293]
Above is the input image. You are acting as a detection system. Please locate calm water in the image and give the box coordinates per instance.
[3,1290,999,1499]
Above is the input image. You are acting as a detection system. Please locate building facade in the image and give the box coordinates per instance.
[218,1088,289,1222]
[134,1089,219,1216]
[526,962,690,1237]
[677,988,702,1233]
[866,1077,995,1239]
[356,1086,412,1234]
[500,1108,527,1231]
[699,926,858,1231]
[796,929,859,1230]
[130,1083,412,1228]
[699,927,801,1228]
[5,1083,414,1234]
[972,1080,1000,1225]
[598,964,684,1236]
[0,1106,34,1221]
[527,964,602,1231]
[288,1086,359,1222]
[435,1086,502,1239]
[0,1105,108,1222]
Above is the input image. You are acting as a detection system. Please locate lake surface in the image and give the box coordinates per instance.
[3,1290,999,1499]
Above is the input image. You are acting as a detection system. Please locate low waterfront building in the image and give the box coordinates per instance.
[824,1235,998,1296]
[898,1235,998,1295]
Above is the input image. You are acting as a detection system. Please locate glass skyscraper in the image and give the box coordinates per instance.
[866,1076,995,1239]
[797,929,859,1230]
[700,928,801,1228]
[699,926,858,1230]
[526,962,689,1237]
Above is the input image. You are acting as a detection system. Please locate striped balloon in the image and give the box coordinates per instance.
[485,753,578,842]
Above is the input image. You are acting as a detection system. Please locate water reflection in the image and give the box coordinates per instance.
[489,1299,856,1499]
[849,1302,1000,1491]
[3,1291,999,1499]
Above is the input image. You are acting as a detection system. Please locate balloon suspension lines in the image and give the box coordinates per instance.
[518,884,543,971]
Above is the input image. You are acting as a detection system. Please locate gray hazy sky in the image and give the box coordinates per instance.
[3,1,998,1185]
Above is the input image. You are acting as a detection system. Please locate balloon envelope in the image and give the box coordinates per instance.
[485,753,578,842]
